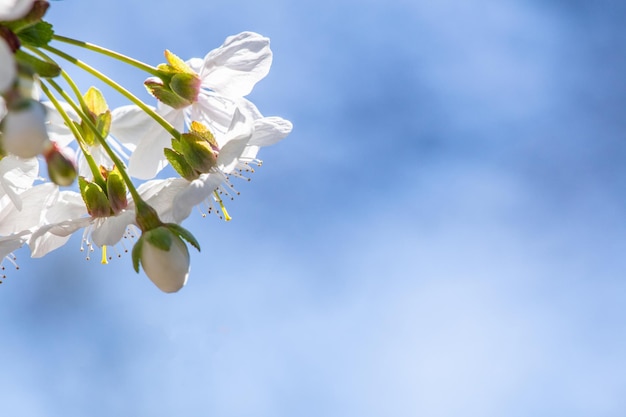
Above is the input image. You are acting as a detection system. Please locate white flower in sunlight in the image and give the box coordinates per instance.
[184,31,273,132]
[108,103,184,180]
[171,106,292,223]
[0,183,56,270]
[26,176,183,260]
[0,183,56,235]
[115,32,273,180]
[27,186,135,259]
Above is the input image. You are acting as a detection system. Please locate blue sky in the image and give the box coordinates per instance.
[1,0,626,416]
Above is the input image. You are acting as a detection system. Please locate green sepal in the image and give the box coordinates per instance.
[79,176,111,217]
[83,87,111,139]
[164,148,198,181]
[189,121,218,148]
[16,21,54,47]
[5,1,50,33]
[79,120,96,147]
[106,166,128,214]
[131,236,143,273]
[84,87,108,116]
[179,132,217,173]
[164,50,196,74]
[95,110,112,141]
[166,223,201,252]
[170,72,201,103]
[144,226,172,251]
[144,79,193,109]
[14,50,60,78]
[170,137,184,154]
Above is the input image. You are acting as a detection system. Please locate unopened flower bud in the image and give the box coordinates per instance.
[135,226,190,293]
[45,144,77,186]
[106,166,128,214]
[78,177,111,218]
[1,99,51,158]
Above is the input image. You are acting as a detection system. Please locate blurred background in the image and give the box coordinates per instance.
[2,0,626,415]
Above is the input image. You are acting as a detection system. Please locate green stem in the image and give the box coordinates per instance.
[52,34,162,77]
[41,44,181,139]
[47,78,161,230]
[40,80,106,187]
[27,46,97,120]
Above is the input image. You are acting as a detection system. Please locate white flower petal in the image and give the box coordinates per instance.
[191,92,238,137]
[43,100,80,147]
[0,231,29,260]
[0,155,39,210]
[28,218,89,258]
[172,173,223,223]
[187,57,203,73]
[138,178,189,223]
[111,105,184,179]
[249,117,293,146]
[216,109,254,173]
[201,31,272,97]
[0,183,57,235]
[0,0,35,20]
[91,211,135,247]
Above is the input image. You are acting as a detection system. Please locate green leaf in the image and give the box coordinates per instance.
[131,237,143,273]
[17,21,54,47]
[14,50,60,78]
[166,223,201,252]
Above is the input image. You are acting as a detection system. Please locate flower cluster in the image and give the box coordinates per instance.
[0,0,292,292]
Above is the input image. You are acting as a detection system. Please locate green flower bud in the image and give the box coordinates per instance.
[45,145,77,187]
[78,176,111,218]
[106,165,128,214]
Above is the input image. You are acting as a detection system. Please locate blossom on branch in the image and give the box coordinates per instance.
[0,1,292,291]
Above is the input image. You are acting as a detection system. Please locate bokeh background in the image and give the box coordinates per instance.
[2,0,626,415]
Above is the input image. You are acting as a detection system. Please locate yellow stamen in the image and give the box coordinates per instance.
[213,191,232,222]
[101,245,109,264]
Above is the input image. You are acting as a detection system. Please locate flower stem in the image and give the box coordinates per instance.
[52,34,162,77]
[40,80,106,187]
[40,44,181,139]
